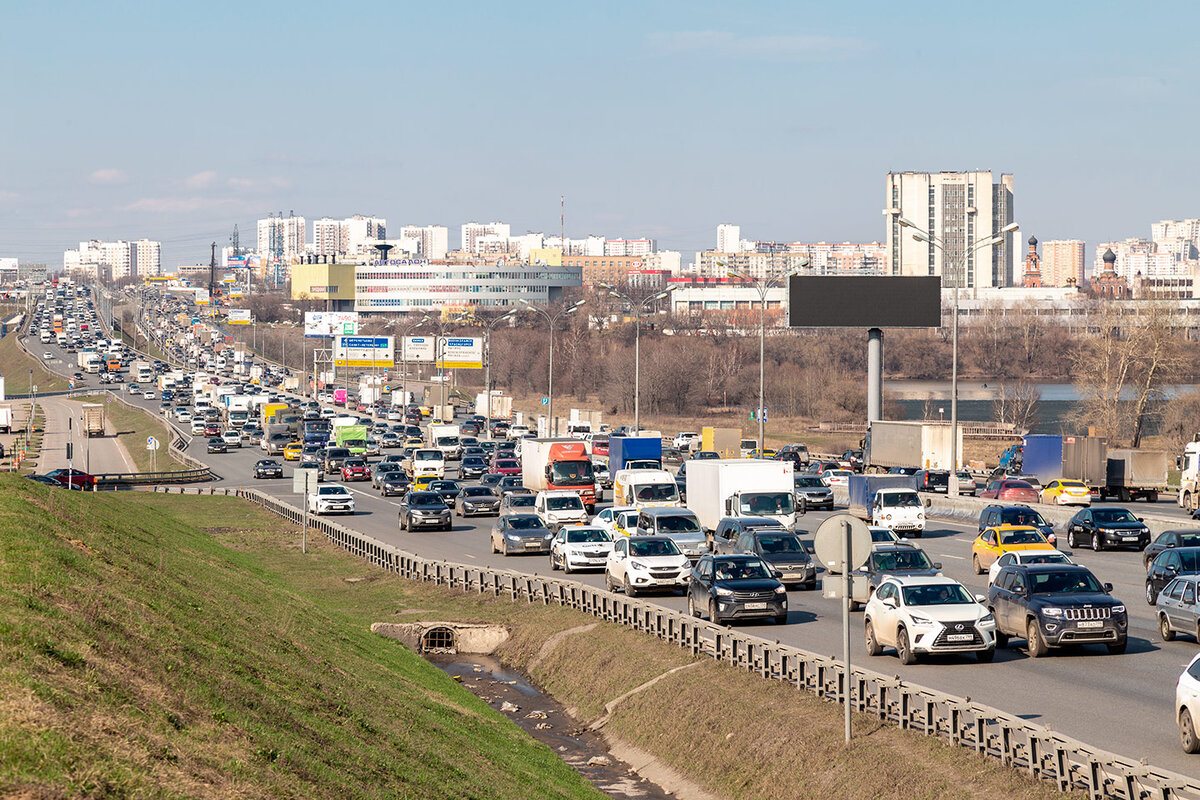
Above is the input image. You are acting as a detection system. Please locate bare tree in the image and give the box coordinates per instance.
[992,379,1041,434]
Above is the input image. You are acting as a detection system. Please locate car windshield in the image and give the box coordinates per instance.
[629,539,681,557]
[409,492,443,505]
[870,529,899,543]
[794,477,825,489]
[566,528,610,543]
[550,461,595,485]
[415,450,441,461]
[656,515,701,533]
[507,516,544,530]
[1030,570,1105,594]
[902,584,974,606]
[999,509,1049,527]
[1092,509,1138,525]
[463,487,494,497]
[507,495,536,507]
[739,492,795,516]
[317,486,347,496]
[757,534,804,554]
[1021,552,1070,566]
[999,529,1046,545]
[635,483,678,502]
[714,559,772,581]
[431,482,457,491]
[871,550,934,571]
[497,460,519,469]
[546,496,583,511]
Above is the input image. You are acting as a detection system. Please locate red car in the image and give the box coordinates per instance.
[980,479,1040,504]
[491,457,522,476]
[43,468,97,489]
[340,459,371,481]
[203,423,220,436]
[592,438,609,457]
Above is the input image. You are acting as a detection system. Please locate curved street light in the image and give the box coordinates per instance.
[599,284,675,433]
[519,298,585,437]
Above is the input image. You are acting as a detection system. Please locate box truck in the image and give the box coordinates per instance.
[475,391,513,419]
[1020,434,1108,486]
[613,468,680,510]
[1100,449,1168,502]
[82,403,105,437]
[608,435,662,472]
[700,426,741,459]
[862,421,962,471]
[685,458,797,533]
[520,438,598,512]
[427,423,462,459]
[847,474,926,535]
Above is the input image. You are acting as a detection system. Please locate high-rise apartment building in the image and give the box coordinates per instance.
[63,239,160,280]
[312,217,343,256]
[461,222,510,254]
[1039,240,1085,287]
[257,215,307,262]
[716,223,740,253]
[309,215,385,257]
[604,238,656,257]
[130,239,161,277]
[885,171,1016,288]
[399,225,449,260]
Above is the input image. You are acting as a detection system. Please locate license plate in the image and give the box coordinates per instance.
[1122,536,1138,542]
[525,542,542,549]
[946,634,974,642]
[745,602,768,610]
[1077,620,1103,628]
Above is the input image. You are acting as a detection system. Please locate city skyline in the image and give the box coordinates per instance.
[3,2,1200,268]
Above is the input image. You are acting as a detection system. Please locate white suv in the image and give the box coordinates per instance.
[605,535,691,597]
[863,575,997,664]
[307,485,355,516]
[1177,652,1200,753]
[535,490,588,531]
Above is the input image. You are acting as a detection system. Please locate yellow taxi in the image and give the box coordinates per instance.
[972,525,1056,575]
[749,448,777,459]
[1040,479,1092,506]
[412,475,436,492]
[419,406,433,417]
[405,436,425,448]
[282,442,304,461]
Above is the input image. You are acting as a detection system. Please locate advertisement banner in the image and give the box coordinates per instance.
[229,289,243,299]
[304,311,358,338]
[334,335,394,368]
[194,288,210,305]
[402,335,435,363]
[227,309,252,325]
[437,336,483,369]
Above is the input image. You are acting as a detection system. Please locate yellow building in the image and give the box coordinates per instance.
[291,263,357,302]
[529,248,563,266]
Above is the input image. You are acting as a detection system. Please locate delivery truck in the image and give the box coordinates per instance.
[1020,434,1108,487]
[82,403,105,437]
[0,404,14,434]
[608,435,662,472]
[685,458,797,533]
[847,474,926,535]
[862,421,962,472]
[475,391,513,419]
[427,423,462,459]
[1100,449,1168,502]
[699,426,741,458]
[520,438,598,512]
[613,468,680,510]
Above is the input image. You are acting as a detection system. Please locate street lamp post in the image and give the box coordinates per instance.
[519,299,585,437]
[387,314,432,409]
[482,309,519,427]
[897,217,1019,495]
[599,284,675,433]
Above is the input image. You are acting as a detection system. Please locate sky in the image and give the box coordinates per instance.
[2,0,1198,268]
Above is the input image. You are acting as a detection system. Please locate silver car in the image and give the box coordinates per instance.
[1158,575,1200,642]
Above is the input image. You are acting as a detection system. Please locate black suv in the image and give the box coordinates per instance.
[729,530,816,590]
[1145,547,1200,605]
[710,516,788,554]
[1065,507,1150,551]
[687,554,787,625]
[987,564,1127,656]
[859,544,941,595]
[979,504,1057,547]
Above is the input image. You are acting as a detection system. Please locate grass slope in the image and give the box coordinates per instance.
[0,331,68,393]
[0,478,602,800]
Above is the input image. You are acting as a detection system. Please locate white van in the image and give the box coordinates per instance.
[613,469,680,509]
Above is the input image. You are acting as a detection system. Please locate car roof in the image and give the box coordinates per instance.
[1010,563,1089,573]
[712,553,764,562]
[874,543,924,554]
[626,535,671,542]
[881,575,960,587]
[639,506,698,518]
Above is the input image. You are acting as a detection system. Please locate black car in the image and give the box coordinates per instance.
[428,479,462,504]
[460,455,489,479]
[1065,507,1150,551]
[856,544,942,606]
[1143,529,1200,569]
[480,472,504,489]
[253,459,283,479]
[710,516,790,554]
[793,475,834,510]
[841,449,864,472]
[398,491,452,531]
[913,469,949,493]
[687,554,787,625]
[1146,547,1200,604]
[729,530,817,589]
[376,470,411,497]
[987,563,1127,656]
[978,504,1058,548]
[206,437,227,454]
[887,466,919,476]
[456,485,501,517]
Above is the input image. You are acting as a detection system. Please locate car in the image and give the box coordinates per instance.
[491,513,554,555]
[534,490,589,531]
[987,549,1074,586]
[253,458,284,479]
[1065,507,1150,551]
[887,466,919,476]
[371,461,405,487]
[460,455,489,479]
[206,437,227,454]
[25,474,64,487]
[912,469,950,493]
[340,458,371,482]
[294,460,323,484]
[127,383,141,394]
[456,485,501,516]
[591,506,639,538]
[1146,547,1200,605]
[1144,529,1200,569]
[142,390,155,400]
[1157,576,1200,644]
[840,449,864,472]
[727,529,817,589]
[864,576,997,664]
[42,351,53,360]
[428,479,463,505]
[491,457,522,476]
[955,471,978,496]
[710,516,789,554]
[221,430,241,447]
[971,525,1056,575]
[498,475,526,496]
[820,469,853,488]
[43,468,96,489]
[980,479,1040,504]
[673,431,700,450]
[687,553,787,624]
[398,491,452,531]
[1177,652,1200,752]
[1041,479,1092,506]
[987,563,1127,656]
[307,485,355,515]
[376,470,410,497]
[855,544,942,608]
[283,442,304,461]
[550,525,614,573]
[978,504,1058,548]
[793,475,834,510]
[323,447,352,472]
[605,535,690,596]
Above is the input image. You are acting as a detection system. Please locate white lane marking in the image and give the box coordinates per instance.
[463,554,477,559]
[940,554,966,560]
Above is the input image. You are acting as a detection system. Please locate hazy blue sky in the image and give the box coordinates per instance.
[2,1,1197,267]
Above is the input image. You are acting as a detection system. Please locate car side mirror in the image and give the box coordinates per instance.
[804,543,815,554]
[974,593,987,603]
[933,562,943,571]
[1013,584,1026,595]
[923,497,932,508]
[857,565,869,573]
[1137,518,1144,523]
[773,570,783,580]
[1104,582,1114,593]
[882,596,897,608]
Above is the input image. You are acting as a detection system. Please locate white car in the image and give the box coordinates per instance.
[820,469,853,487]
[307,485,355,515]
[1178,652,1200,753]
[605,535,691,597]
[507,424,531,440]
[176,409,193,423]
[987,549,1074,585]
[143,391,155,400]
[673,431,700,450]
[550,525,614,573]
[221,430,242,447]
[42,351,53,360]
[535,490,588,531]
[863,576,997,664]
[592,506,639,538]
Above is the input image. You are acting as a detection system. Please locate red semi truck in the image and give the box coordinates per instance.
[520,438,598,512]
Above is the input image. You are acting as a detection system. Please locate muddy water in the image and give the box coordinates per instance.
[429,654,674,800]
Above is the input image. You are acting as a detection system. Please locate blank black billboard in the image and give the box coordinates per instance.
[788,276,941,328]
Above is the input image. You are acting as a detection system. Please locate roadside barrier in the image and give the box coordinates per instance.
[170,484,1200,800]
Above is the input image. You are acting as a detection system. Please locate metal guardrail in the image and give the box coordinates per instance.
[151,483,1200,800]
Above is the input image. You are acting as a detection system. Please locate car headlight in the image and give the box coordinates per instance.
[978,613,995,625]
[715,587,733,597]
[505,534,520,541]
[543,532,554,540]
[774,585,787,594]
[629,560,647,571]
[1112,604,1126,614]
[917,512,925,520]
[910,614,935,625]
[1041,607,1063,617]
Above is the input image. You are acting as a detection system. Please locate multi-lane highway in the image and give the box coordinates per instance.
[28,311,1200,778]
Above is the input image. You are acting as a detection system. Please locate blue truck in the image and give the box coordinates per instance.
[1019,434,1107,487]
[846,474,926,535]
[608,435,663,473]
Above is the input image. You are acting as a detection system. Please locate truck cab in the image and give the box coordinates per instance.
[613,469,680,509]
[1179,441,1200,513]
[725,488,798,531]
[871,488,926,536]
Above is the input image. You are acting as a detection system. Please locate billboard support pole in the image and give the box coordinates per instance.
[867,328,882,423]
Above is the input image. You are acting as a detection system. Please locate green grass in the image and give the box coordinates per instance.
[0,479,604,799]
[0,332,68,393]
[76,394,185,472]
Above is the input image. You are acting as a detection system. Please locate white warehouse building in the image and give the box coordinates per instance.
[353,261,582,312]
